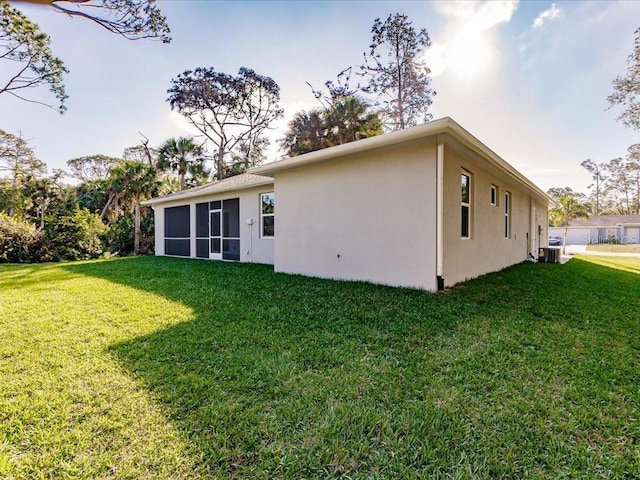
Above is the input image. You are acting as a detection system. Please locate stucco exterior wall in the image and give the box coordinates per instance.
[151,185,274,264]
[273,139,438,290]
[442,145,544,287]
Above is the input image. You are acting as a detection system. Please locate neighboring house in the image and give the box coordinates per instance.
[549,215,640,245]
[144,117,553,291]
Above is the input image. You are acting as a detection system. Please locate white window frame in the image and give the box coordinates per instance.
[504,191,511,239]
[490,185,498,206]
[260,192,275,238]
[461,171,471,239]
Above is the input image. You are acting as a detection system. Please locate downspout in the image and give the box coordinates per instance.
[436,139,445,291]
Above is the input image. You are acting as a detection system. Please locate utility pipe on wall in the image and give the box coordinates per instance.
[436,139,445,291]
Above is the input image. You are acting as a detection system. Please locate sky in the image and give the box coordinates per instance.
[1,0,639,193]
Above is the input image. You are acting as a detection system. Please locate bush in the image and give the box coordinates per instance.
[0,213,44,263]
[104,209,154,256]
[44,208,107,261]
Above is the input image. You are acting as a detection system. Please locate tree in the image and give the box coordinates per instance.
[157,136,206,190]
[3,0,170,112]
[280,96,383,157]
[360,13,435,130]
[627,144,640,214]
[548,193,589,254]
[167,67,283,180]
[608,27,640,130]
[0,128,46,218]
[606,157,633,214]
[14,0,170,42]
[67,154,119,182]
[0,2,67,112]
[107,160,156,254]
[581,159,608,216]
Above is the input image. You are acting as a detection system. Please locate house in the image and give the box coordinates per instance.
[549,215,640,245]
[143,117,553,291]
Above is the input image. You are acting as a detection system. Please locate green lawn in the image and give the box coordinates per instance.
[587,243,640,254]
[1,256,639,479]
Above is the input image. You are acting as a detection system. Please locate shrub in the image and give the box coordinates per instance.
[0,213,44,263]
[44,208,107,261]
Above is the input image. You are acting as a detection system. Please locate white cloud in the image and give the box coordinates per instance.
[435,0,518,32]
[532,3,563,30]
[427,1,518,78]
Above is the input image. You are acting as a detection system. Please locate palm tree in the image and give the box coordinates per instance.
[108,161,158,254]
[157,137,207,190]
[549,195,589,254]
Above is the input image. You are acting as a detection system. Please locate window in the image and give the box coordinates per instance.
[461,172,471,238]
[261,193,275,237]
[504,191,511,238]
[606,228,617,242]
[490,185,498,206]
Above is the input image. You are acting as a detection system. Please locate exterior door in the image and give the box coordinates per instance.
[208,199,240,260]
[209,200,222,260]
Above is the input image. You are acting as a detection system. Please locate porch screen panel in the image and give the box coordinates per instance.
[165,205,190,256]
[196,203,209,237]
[222,198,240,261]
[196,239,209,258]
[165,239,190,257]
[165,205,190,238]
[195,203,209,258]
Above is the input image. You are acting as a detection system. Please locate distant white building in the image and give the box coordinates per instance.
[549,215,640,245]
[144,117,553,291]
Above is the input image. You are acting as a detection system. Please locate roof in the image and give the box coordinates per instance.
[568,214,640,227]
[142,173,273,206]
[250,116,554,208]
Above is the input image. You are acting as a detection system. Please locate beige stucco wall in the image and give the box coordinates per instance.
[442,145,548,287]
[274,139,438,290]
[151,185,274,264]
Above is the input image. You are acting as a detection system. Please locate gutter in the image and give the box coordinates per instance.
[436,138,445,291]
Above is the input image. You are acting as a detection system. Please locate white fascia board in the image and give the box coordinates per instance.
[142,178,274,206]
[250,117,555,209]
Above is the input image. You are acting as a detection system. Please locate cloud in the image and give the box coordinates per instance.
[426,1,518,78]
[532,3,563,30]
[435,0,518,32]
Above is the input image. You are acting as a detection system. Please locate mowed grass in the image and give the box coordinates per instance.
[0,256,639,479]
[587,244,640,254]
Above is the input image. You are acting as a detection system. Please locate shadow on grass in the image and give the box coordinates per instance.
[62,256,640,477]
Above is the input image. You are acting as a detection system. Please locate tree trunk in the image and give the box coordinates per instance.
[134,200,141,255]
[396,42,404,129]
[562,226,568,255]
[101,192,115,220]
[217,146,225,180]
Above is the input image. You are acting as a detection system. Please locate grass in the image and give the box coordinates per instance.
[587,243,640,254]
[1,256,639,479]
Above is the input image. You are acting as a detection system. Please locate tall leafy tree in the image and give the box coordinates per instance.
[548,193,589,254]
[580,159,608,216]
[2,0,170,112]
[107,160,157,254]
[606,157,633,214]
[360,13,435,130]
[0,2,68,112]
[627,144,640,214]
[280,96,383,157]
[0,128,46,218]
[608,27,640,130]
[157,136,206,190]
[67,154,119,182]
[167,67,283,180]
[14,0,170,42]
